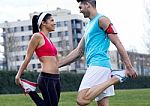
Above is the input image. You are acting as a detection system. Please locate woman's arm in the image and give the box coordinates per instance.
[15,33,41,85]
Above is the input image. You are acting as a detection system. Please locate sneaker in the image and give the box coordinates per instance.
[111,70,128,83]
[19,79,38,94]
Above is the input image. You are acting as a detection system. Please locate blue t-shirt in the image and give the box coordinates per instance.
[84,13,111,68]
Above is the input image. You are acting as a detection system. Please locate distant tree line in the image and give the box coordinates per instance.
[0,70,150,94]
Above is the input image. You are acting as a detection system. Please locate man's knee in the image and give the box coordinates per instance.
[76,97,91,106]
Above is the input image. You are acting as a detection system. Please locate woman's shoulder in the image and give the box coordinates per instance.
[32,32,42,39]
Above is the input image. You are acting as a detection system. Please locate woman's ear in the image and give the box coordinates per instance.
[41,21,46,26]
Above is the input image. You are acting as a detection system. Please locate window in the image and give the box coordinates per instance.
[22,45,27,51]
[77,33,82,38]
[15,36,19,41]
[3,28,6,32]
[58,41,62,47]
[7,28,11,33]
[16,27,21,32]
[17,66,20,70]
[58,32,62,37]
[83,22,86,26]
[14,27,17,32]
[65,31,68,36]
[32,56,34,59]
[28,25,32,30]
[23,36,30,41]
[21,26,24,31]
[56,22,61,27]
[37,64,41,68]
[49,33,52,38]
[23,55,25,59]
[66,41,69,46]
[21,36,25,41]
[64,21,68,26]
[32,64,35,69]
[76,23,81,29]
[24,26,29,31]
[16,56,20,61]
[29,35,32,40]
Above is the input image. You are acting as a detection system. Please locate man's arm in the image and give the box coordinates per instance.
[58,36,85,68]
[99,17,137,79]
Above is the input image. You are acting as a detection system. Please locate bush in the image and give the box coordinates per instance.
[60,73,83,91]
[115,76,150,89]
[0,70,150,94]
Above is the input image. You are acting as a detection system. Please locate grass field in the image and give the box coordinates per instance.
[0,89,150,106]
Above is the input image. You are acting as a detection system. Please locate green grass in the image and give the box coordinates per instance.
[0,89,150,106]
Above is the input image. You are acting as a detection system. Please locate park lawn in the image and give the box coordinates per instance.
[0,89,150,106]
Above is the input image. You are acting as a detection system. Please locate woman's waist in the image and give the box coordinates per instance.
[40,58,58,68]
[41,65,59,74]
[39,72,60,78]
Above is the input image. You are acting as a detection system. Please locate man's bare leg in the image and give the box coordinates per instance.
[77,76,119,106]
[97,97,109,106]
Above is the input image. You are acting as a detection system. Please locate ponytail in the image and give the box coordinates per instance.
[32,15,39,34]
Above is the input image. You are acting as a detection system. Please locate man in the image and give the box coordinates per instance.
[59,0,137,106]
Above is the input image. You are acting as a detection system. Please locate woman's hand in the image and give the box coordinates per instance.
[15,74,21,85]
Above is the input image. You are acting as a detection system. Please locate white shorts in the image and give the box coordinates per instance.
[78,66,115,101]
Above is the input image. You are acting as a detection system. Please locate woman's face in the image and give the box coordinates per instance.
[44,16,56,32]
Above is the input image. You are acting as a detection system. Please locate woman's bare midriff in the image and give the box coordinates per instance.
[39,56,59,74]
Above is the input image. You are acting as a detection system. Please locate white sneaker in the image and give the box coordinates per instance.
[111,70,128,83]
[20,79,38,94]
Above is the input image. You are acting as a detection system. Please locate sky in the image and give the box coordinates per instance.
[0,0,148,54]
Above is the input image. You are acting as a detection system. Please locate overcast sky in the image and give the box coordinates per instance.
[0,0,147,54]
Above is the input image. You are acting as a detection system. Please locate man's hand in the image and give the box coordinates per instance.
[125,67,138,79]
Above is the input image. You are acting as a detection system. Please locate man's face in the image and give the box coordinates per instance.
[78,2,90,18]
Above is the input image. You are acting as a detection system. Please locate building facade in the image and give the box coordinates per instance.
[109,51,150,76]
[0,8,88,72]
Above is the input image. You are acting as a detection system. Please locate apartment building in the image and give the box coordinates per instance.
[109,51,150,76]
[0,8,88,72]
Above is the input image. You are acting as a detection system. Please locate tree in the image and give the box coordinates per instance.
[2,21,18,70]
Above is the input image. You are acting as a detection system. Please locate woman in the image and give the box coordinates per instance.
[15,12,60,106]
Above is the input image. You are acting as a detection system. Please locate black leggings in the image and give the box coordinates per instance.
[29,72,60,106]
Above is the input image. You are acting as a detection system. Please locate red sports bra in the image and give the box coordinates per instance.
[35,32,57,57]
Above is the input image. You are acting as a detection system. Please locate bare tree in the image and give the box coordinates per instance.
[143,0,150,53]
[2,22,17,70]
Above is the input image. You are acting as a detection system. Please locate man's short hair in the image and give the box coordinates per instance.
[77,0,95,2]
[77,0,96,7]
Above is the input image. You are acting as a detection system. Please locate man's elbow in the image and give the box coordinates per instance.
[77,48,84,57]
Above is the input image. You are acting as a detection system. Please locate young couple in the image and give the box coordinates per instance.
[15,0,137,106]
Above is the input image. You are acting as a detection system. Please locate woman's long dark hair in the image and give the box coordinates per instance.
[32,15,39,34]
[32,13,52,34]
